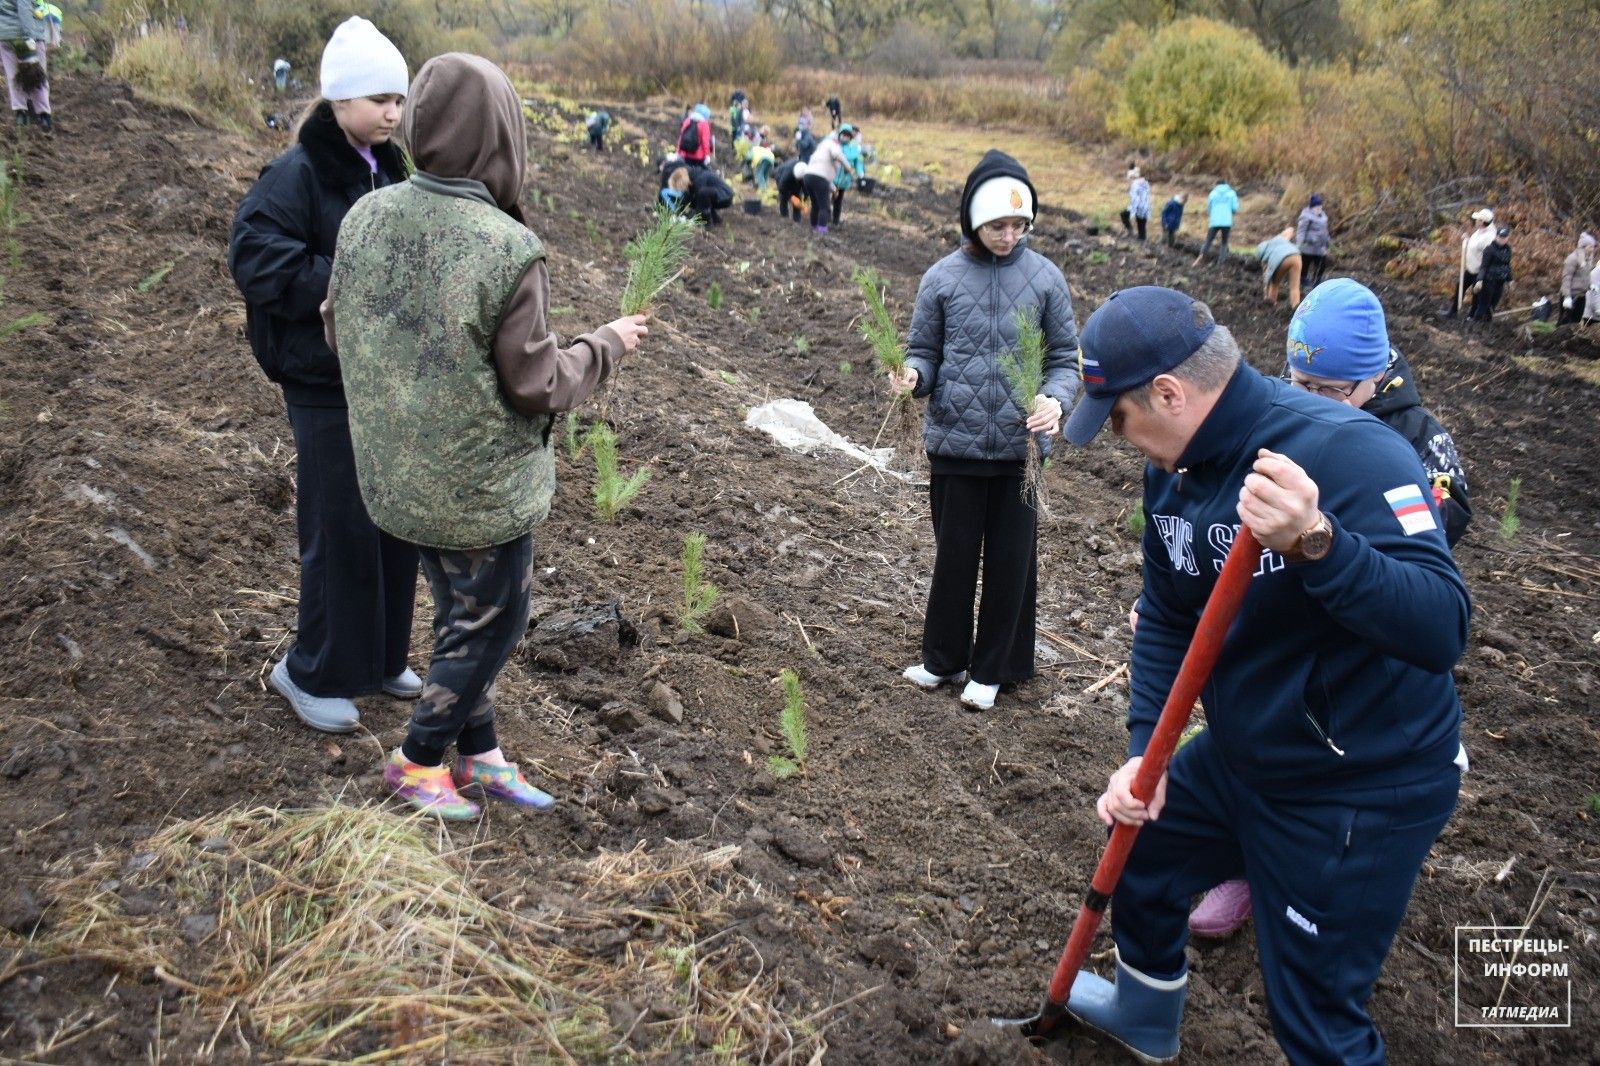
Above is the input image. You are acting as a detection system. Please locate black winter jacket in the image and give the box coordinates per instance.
[1480,241,1513,283]
[228,104,408,407]
[1363,350,1472,546]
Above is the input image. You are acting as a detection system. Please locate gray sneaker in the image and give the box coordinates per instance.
[382,667,423,699]
[269,659,360,733]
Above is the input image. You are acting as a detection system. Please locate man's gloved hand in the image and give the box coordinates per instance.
[1564,296,1575,310]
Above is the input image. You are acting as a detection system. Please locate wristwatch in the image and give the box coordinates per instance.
[1286,512,1334,562]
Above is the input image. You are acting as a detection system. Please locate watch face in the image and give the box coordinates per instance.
[1302,526,1333,559]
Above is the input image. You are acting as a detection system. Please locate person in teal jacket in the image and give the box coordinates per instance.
[1196,181,1239,266]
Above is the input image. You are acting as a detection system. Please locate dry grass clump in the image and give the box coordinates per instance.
[32,802,825,1062]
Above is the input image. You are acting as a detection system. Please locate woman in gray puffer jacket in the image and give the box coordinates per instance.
[889,149,1080,711]
[1295,193,1330,287]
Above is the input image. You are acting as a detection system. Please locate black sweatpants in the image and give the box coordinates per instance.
[921,472,1037,685]
[1120,210,1148,240]
[285,403,418,698]
[1559,294,1586,325]
[830,185,847,225]
[401,534,535,767]
[803,173,832,228]
[1302,253,1327,287]
[1472,278,1507,321]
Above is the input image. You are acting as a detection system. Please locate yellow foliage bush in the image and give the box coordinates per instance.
[106,29,256,133]
[1110,17,1296,151]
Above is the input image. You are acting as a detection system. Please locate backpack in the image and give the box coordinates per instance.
[678,118,704,158]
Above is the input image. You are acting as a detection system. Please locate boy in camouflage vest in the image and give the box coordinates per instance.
[324,53,647,819]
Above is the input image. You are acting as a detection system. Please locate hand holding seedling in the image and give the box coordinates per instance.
[604,314,649,352]
[1025,394,1062,434]
[888,366,918,392]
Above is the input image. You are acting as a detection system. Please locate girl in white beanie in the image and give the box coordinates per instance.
[227,18,420,737]
[889,149,1081,712]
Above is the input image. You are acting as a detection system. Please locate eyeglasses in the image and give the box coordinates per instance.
[980,219,1032,237]
[1287,376,1361,400]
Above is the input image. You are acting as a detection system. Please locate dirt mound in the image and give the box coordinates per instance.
[2,75,1597,1063]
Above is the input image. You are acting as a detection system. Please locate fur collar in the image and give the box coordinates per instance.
[298,101,408,190]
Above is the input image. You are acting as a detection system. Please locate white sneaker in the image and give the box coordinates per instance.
[270,659,360,733]
[959,679,999,711]
[902,663,967,689]
[382,667,424,699]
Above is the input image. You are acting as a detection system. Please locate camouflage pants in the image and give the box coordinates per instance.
[401,535,535,766]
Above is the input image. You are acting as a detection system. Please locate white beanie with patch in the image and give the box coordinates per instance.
[968,176,1034,231]
[320,17,409,101]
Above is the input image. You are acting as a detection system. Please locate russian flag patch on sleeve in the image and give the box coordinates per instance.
[1384,484,1438,535]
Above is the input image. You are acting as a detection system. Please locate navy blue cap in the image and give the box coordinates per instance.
[1065,287,1216,445]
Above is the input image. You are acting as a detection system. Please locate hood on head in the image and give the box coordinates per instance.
[401,53,527,219]
[959,149,1037,250]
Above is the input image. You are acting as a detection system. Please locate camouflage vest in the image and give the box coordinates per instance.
[332,179,553,550]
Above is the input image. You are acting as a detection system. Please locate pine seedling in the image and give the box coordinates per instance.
[588,422,649,521]
[999,308,1048,504]
[767,669,808,780]
[706,281,723,310]
[1499,477,1521,542]
[620,206,700,316]
[1127,507,1146,537]
[852,265,917,450]
[679,532,718,633]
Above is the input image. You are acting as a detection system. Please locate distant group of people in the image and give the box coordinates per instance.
[1126,168,1333,313]
[643,91,867,234]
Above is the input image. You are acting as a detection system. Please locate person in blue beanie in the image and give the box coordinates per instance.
[1187,277,1473,942]
[1060,286,1467,1065]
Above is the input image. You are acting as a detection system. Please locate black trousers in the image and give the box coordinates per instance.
[1453,269,1479,315]
[1120,210,1148,240]
[1163,226,1177,247]
[402,535,534,767]
[285,403,418,697]
[1302,253,1327,286]
[1472,278,1506,321]
[921,472,1037,685]
[803,173,832,228]
[831,185,846,225]
[1559,295,1587,325]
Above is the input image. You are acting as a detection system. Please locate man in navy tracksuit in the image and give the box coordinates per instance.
[1059,287,1468,1065]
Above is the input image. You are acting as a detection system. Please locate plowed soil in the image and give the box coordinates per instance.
[2,75,1597,1064]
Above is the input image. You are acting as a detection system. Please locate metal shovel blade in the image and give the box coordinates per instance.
[992,998,1068,1043]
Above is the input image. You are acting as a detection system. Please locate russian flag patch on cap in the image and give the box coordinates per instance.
[1384,484,1437,535]
[1079,352,1104,385]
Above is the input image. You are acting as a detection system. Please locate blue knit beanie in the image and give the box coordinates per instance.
[1286,278,1389,381]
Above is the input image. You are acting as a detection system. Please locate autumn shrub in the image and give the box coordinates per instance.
[1110,17,1296,152]
[563,0,779,96]
[106,29,256,133]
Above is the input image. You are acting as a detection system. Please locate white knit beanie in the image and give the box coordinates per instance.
[320,17,409,101]
[968,176,1034,231]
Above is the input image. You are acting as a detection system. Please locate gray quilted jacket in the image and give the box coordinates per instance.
[905,243,1080,461]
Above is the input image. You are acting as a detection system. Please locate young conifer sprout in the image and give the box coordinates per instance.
[679,532,718,633]
[767,669,808,780]
[587,422,650,521]
[621,207,700,316]
[852,266,918,452]
[1000,308,1048,505]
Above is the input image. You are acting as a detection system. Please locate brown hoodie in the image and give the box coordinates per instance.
[326,52,622,415]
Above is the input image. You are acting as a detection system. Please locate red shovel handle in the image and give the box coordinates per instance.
[1034,526,1261,1029]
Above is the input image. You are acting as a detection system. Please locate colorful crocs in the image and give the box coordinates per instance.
[453,756,556,810]
[384,749,481,820]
